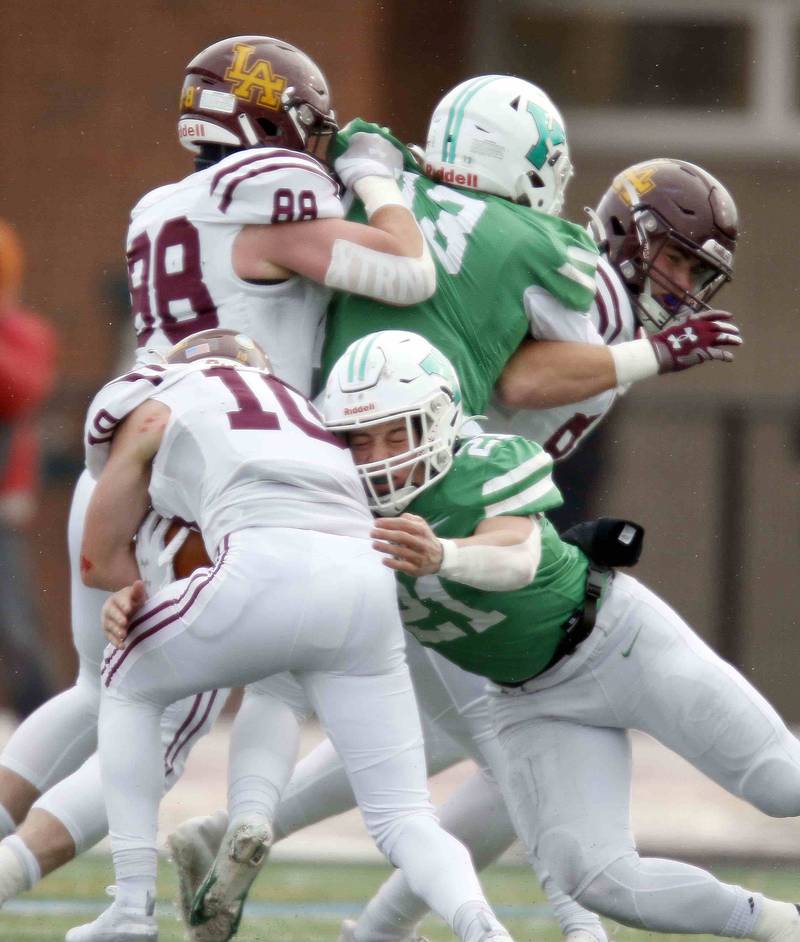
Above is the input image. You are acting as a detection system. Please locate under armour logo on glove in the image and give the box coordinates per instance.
[667,327,698,351]
[651,310,742,373]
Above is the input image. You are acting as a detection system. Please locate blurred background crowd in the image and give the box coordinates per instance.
[0,0,798,724]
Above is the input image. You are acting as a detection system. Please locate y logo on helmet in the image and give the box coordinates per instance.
[420,352,462,405]
[525,102,565,171]
[224,43,287,110]
[614,168,657,206]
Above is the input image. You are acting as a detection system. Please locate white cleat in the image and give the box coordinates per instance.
[65,894,157,941]
[167,810,228,939]
[190,815,272,942]
[336,917,430,942]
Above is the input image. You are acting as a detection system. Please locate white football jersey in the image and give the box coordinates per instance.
[85,360,372,556]
[126,148,343,395]
[484,256,639,459]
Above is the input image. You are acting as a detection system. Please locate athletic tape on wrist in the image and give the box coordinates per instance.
[609,339,660,386]
[353,176,406,220]
[437,528,541,592]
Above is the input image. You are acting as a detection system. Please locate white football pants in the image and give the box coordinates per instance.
[232,634,605,942]
[0,470,225,850]
[100,526,496,932]
[490,572,800,937]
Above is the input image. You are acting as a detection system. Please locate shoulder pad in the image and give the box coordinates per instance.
[444,434,563,518]
[84,364,174,479]
[207,147,342,223]
[512,213,599,313]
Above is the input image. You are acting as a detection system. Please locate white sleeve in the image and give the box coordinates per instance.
[208,149,342,223]
[524,284,606,346]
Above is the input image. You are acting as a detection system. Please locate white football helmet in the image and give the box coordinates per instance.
[422,75,573,215]
[322,331,463,516]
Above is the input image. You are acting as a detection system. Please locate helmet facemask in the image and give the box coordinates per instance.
[594,159,738,333]
[323,331,464,516]
[332,391,459,516]
[622,204,734,332]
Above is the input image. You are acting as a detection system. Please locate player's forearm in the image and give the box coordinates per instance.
[439,517,541,591]
[81,462,149,590]
[496,340,618,410]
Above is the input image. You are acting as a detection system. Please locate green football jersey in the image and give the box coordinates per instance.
[399,433,590,684]
[321,120,598,415]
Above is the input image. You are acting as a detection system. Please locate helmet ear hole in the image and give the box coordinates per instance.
[609,214,626,236]
[256,118,280,138]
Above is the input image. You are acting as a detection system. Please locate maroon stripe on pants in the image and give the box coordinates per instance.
[104,537,230,687]
[163,693,203,771]
[164,689,220,777]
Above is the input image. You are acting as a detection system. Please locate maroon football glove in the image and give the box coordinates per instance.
[650,310,742,373]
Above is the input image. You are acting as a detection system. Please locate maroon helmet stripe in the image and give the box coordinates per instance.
[218,161,335,213]
[164,689,220,776]
[103,538,230,686]
[210,148,326,193]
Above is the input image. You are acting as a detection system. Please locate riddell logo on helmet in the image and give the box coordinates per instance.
[344,403,376,416]
[424,164,479,189]
[179,123,206,139]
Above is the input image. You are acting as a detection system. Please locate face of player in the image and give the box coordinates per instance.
[346,417,425,494]
[649,240,716,317]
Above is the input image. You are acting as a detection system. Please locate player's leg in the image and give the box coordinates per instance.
[489,572,800,940]
[305,663,512,942]
[348,640,605,942]
[0,471,105,830]
[609,575,800,817]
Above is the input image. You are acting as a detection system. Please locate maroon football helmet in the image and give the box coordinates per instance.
[178,36,337,160]
[593,158,738,332]
[166,328,271,371]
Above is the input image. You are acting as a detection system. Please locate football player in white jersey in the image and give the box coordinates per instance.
[169,158,745,942]
[0,33,436,905]
[491,156,740,457]
[65,328,514,942]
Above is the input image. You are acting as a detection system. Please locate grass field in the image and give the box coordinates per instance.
[2,854,798,942]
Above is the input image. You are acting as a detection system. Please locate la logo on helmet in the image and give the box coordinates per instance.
[224,42,287,109]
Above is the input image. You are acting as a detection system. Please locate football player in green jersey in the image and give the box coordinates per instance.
[322,330,800,942]
[321,77,742,425]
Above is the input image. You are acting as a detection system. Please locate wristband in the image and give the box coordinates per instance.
[609,339,659,386]
[353,175,406,220]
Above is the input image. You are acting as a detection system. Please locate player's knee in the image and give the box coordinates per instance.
[538,829,599,898]
[368,809,439,861]
[741,755,800,817]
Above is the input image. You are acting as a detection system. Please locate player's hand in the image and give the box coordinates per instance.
[371,513,444,577]
[102,579,146,649]
[135,510,189,595]
[650,310,742,373]
[334,132,404,190]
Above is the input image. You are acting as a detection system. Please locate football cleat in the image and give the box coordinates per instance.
[167,810,228,940]
[336,917,430,942]
[190,815,272,942]
[65,892,157,941]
